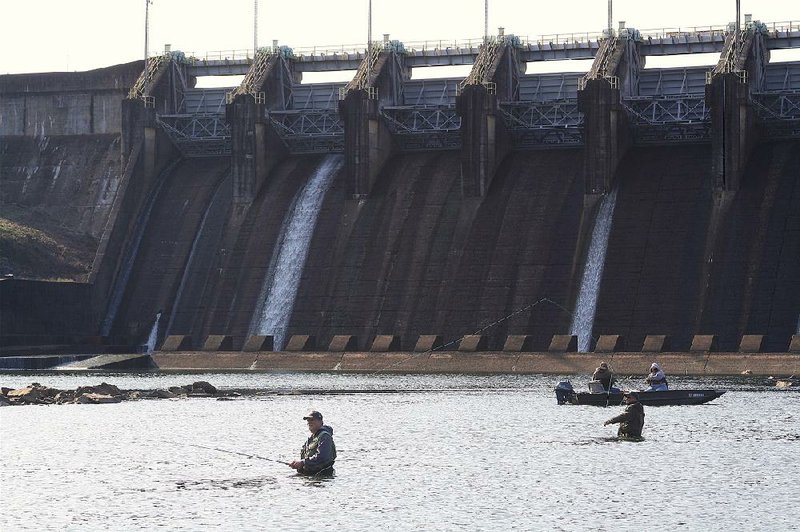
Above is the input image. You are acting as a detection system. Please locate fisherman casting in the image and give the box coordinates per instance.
[604,392,645,439]
[290,410,337,475]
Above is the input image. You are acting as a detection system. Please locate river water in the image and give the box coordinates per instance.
[1,372,797,531]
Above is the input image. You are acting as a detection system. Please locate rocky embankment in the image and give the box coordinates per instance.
[0,381,232,406]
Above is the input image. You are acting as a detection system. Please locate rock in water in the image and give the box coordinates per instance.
[76,393,123,404]
[191,381,217,394]
[7,384,59,404]
[148,389,178,399]
[75,383,122,397]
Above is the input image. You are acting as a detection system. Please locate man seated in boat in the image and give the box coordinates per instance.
[645,362,668,391]
[289,410,337,475]
[591,362,616,391]
[603,392,645,439]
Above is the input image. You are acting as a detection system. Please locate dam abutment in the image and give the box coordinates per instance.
[227,51,294,204]
[578,77,629,194]
[456,41,518,197]
[706,29,767,191]
[707,71,758,191]
[339,48,404,197]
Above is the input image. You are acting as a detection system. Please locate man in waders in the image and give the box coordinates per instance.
[289,411,336,475]
[603,392,645,440]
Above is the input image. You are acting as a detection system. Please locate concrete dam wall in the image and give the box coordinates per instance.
[134,141,798,353]
[280,143,798,352]
[595,142,800,352]
[3,134,798,352]
[167,156,339,347]
[124,149,584,351]
[109,157,232,342]
[697,142,800,351]
[294,150,585,351]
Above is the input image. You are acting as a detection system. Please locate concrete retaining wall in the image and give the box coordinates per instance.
[150,350,800,376]
[0,62,142,136]
[0,135,123,239]
[0,279,96,345]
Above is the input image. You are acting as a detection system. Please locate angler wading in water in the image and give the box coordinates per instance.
[604,392,645,440]
[290,411,336,475]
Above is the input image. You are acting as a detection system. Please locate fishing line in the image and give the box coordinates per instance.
[179,442,335,478]
[367,296,597,376]
[180,441,290,465]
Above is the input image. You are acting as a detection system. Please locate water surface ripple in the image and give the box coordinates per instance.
[1,373,796,531]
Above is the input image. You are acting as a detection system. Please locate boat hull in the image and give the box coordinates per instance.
[557,389,726,406]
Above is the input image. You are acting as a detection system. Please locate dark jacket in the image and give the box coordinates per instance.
[592,367,615,390]
[300,425,336,473]
[606,402,645,439]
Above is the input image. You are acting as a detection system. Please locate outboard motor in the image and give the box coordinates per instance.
[555,381,575,405]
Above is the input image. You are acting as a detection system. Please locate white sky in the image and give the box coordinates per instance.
[1,0,798,75]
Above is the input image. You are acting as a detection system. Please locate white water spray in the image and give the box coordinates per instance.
[250,155,342,350]
[145,311,162,353]
[570,189,618,352]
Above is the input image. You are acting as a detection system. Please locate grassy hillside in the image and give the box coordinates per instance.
[0,208,96,281]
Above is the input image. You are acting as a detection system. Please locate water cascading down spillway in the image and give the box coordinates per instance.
[249,155,343,350]
[145,311,162,353]
[570,189,618,352]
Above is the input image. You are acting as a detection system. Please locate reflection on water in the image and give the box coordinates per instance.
[175,475,278,491]
[1,373,797,531]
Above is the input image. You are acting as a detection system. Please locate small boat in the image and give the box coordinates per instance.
[555,381,725,406]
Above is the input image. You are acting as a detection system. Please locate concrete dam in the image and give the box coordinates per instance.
[2,20,800,362]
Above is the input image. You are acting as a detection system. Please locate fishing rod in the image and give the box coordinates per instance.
[368,296,586,376]
[182,441,290,465]
[178,442,339,479]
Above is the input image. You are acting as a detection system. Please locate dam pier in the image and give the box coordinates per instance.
[1,18,800,373]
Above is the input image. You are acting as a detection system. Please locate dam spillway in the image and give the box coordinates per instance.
[1,20,800,358]
[250,154,343,350]
[570,189,617,352]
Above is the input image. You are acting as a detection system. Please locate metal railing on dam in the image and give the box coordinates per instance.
[160,63,800,155]
[180,20,800,76]
[137,20,800,156]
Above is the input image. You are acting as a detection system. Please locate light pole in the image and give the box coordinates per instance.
[484,0,488,43]
[607,0,612,36]
[144,0,152,62]
[367,0,372,84]
[254,0,259,55]
[735,0,741,48]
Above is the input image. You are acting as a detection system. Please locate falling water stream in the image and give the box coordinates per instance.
[249,155,343,350]
[570,189,618,352]
[145,311,162,353]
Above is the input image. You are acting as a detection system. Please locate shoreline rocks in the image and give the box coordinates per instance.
[0,381,231,406]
